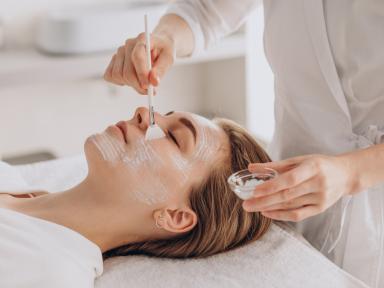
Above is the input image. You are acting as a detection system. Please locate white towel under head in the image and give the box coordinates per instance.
[0,157,369,288]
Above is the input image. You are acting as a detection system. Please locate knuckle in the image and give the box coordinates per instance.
[131,48,145,63]
[291,211,302,222]
[122,71,130,83]
[125,38,134,46]
[281,189,291,201]
[122,67,128,78]
[137,32,146,42]
[317,179,327,190]
[314,157,325,170]
[287,173,298,185]
[137,71,147,80]
[134,86,146,95]
[103,72,110,81]
[307,158,319,171]
[123,72,135,85]
[319,193,330,209]
[283,200,293,209]
[318,191,327,203]
[123,67,133,80]
[117,46,125,54]
[318,203,326,213]
[262,187,273,196]
[112,69,121,80]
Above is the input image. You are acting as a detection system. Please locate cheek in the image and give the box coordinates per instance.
[88,132,187,206]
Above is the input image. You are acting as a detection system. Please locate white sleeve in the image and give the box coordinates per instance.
[166,0,261,56]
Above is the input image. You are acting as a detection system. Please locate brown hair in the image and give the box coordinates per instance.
[103,118,272,260]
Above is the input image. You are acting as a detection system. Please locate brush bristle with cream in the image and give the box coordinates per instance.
[144,14,165,141]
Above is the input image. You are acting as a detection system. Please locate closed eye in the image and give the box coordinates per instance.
[168,131,179,147]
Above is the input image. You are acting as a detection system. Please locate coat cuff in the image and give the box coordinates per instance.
[166,5,205,57]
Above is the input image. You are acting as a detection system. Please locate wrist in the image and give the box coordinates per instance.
[153,29,177,56]
[336,153,362,196]
[153,14,194,57]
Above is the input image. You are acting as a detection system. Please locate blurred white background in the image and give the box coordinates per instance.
[0,0,274,164]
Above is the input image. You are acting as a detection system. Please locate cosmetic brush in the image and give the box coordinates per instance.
[144,14,165,141]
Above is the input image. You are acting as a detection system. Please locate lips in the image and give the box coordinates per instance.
[115,121,128,144]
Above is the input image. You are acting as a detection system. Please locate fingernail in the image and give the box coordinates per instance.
[156,76,160,84]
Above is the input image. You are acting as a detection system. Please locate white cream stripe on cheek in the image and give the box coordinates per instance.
[95,134,115,160]
[98,134,115,160]
[122,139,164,168]
[91,131,171,206]
[123,140,170,205]
[102,134,118,161]
[103,133,125,160]
[170,154,189,185]
[90,135,107,160]
[91,132,124,162]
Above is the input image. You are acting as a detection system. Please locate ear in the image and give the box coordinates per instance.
[154,207,197,234]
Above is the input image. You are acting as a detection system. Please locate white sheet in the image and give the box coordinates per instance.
[12,156,368,288]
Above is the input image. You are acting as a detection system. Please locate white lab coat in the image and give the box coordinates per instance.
[168,1,384,287]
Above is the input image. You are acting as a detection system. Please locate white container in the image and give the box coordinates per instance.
[36,3,167,55]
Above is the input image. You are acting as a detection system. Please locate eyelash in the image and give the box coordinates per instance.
[168,131,179,147]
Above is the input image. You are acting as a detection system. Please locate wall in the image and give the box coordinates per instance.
[0,0,168,48]
[0,1,275,161]
[0,62,207,158]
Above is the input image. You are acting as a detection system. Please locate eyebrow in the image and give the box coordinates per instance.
[165,111,174,116]
[179,117,197,144]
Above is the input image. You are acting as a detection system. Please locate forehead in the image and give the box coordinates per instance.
[176,112,219,132]
[184,112,229,161]
[166,111,229,157]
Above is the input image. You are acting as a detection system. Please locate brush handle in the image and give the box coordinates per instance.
[145,15,155,126]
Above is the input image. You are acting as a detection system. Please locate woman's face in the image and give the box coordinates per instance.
[84,107,228,236]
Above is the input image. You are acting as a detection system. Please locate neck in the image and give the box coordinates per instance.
[7,178,138,253]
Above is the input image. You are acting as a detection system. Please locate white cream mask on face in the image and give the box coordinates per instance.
[90,115,223,205]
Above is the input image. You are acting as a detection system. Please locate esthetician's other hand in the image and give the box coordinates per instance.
[242,154,358,222]
[104,32,176,94]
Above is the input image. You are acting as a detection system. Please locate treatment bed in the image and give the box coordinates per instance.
[5,156,369,288]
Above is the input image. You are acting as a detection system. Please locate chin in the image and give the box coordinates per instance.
[84,135,104,171]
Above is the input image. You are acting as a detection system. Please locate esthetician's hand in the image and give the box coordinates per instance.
[242,154,358,222]
[104,32,176,94]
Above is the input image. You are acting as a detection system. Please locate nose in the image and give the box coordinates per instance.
[134,107,164,132]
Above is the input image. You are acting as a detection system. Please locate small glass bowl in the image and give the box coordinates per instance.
[227,168,278,200]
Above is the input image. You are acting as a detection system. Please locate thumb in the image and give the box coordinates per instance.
[149,70,161,87]
[248,162,290,174]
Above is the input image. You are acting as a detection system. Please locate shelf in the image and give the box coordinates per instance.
[0,34,245,89]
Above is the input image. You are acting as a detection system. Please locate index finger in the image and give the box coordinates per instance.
[249,155,309,174]
[150,50,174,86]
[252,162,316,197]
[131,42,150,89]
